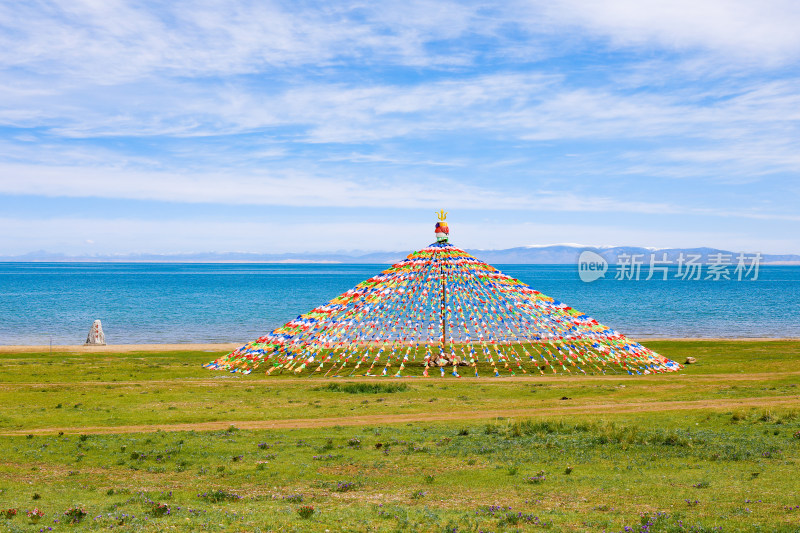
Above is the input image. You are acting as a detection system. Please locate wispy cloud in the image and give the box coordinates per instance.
[2,161,797,225]
[5,71,799,150]
[4,1,800,84]
[530,0,800,65]
[0,0,488,82]
[1,162,533,208]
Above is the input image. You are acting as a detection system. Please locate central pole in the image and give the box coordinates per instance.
[441,259,446,352]
[434,209,450,362]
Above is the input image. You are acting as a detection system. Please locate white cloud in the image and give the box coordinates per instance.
[530,0,800,65]
[0,162,535,209]
[5,70,800,156]
[323,152,466,167]
[1,161,797,224]
[4,0,800,87]
[623,140,800,181]
[0,0,486,83]
[0,73,556,139]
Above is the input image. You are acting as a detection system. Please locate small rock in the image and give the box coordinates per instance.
[685,357,697,364]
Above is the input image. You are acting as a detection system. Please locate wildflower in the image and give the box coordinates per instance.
[297,505,315,519]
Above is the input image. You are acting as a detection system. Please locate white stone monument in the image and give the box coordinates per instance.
[85,319,106,346]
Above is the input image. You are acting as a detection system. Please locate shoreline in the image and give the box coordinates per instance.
[1,337,799,353]
[0,343,242,353]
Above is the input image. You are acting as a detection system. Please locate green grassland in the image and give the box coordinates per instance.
[0,340,798,532]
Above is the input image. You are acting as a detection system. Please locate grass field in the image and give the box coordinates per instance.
[0,340,798,532]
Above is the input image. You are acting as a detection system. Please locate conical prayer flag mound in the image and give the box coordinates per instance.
[205,215,681,377]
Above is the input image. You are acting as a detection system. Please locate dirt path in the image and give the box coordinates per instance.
[3,395,797,436]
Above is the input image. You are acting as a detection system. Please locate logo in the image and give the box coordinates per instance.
[578,250,608,283]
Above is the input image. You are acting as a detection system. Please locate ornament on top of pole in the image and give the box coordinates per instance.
[434,209,449,243]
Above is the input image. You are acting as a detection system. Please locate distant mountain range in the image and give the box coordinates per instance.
[2,245,799,264]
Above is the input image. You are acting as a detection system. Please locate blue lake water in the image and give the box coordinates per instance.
[0,262,798,345]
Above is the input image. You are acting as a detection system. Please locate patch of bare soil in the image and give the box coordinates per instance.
[3,395,797,436]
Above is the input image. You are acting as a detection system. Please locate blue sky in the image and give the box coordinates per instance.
[1,0,799,255]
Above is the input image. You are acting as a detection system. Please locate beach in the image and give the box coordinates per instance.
[0,343,241,353]
[3,337,800,354]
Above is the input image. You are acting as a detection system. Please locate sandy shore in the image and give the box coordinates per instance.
[1,338,798,353]
[0,343,242,353]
